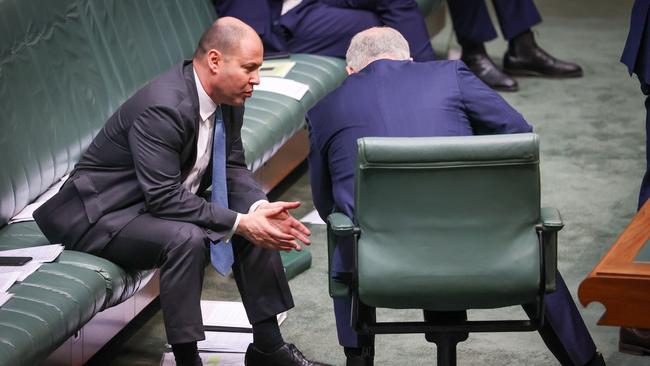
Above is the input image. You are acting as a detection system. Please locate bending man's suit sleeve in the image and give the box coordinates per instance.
[456,62,533,134]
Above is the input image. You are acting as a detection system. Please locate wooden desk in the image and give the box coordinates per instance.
[578,200,650,328]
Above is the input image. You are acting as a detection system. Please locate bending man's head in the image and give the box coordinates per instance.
[345,27,411,74]
[193,17,263,106]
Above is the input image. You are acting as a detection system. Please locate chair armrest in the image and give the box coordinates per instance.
[326,213,357,297]
[327,213,357,236]
[538,207,561,293]
[540,207,564,231]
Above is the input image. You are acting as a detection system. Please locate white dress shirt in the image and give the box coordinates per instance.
[282,0,303,15]
[184,69,267,240]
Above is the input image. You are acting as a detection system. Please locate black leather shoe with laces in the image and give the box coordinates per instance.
[245,343,332,366]
[461,43,518,92]
[503,30,583,78]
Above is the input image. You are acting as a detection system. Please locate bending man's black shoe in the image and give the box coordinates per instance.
[586,351,606,366]
[461,43,518,92]
[245,343,332,366]
[503,30,583,78]
[345,346,374,366]
[619,327,650,355]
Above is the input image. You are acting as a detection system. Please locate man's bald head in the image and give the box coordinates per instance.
[194,17,260,59]
[345,27,411,74]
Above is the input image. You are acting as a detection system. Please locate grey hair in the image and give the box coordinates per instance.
[345,27,411,71]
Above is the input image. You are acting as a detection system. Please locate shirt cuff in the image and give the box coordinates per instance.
[249,199,268,213]
[225,200,268,242]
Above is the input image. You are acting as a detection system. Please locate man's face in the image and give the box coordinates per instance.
[211,36,263,106]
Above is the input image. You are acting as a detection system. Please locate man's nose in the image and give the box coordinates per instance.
[250,69,260,85]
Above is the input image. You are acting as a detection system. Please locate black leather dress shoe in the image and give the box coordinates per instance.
[586,352,606,366]
[503,30,583,78]
[461,47,518,92]
[619,327,650,355]
[245,343,332,366]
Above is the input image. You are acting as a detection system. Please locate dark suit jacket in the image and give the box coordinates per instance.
[307,59,532,274]
[622,0,650,85]
[35,61,265,254]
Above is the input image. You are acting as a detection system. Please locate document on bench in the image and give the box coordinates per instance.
[9,174,69,224]
[0,244,64,263]
[201,300,286,332]
[0,272,19,293]
[260,60,295,78]
[0,261,41,281]
[0,292,13,308]
[256,77,309,101]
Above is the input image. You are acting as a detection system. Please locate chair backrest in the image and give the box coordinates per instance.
[0,0,216,226]
[354,133,541,311]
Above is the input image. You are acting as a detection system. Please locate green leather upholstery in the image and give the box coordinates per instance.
[0,0,347,364]
[326,134,558,315]
[354,134,544,311]
[416,0,446,15]
[243,54,346,171]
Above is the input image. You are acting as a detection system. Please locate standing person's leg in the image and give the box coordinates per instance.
[522,272,603,366]
[447,0,518,91]
[640,87,650,209]
[495,0,582,77]
[281,1,434,61]
[99,214,210,366]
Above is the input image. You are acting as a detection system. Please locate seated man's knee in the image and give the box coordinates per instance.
[168,224,209,261]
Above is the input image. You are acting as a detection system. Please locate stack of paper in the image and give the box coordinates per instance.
[9,175,69,224]
[0,244,65,308]
[160,352,244,366]
[260,60,296,78]
[255,77,309,101]
[201,300,286,332]
[160,301,288,364]
[0,244,64,263]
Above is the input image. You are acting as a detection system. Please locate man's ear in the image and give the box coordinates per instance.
[207,49,222,74]
[346,65,355,75]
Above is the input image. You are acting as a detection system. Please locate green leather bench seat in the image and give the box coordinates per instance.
[243,54,346,171]
[0,263,107,365]
[0,222,149,309]
[0,0,348,364]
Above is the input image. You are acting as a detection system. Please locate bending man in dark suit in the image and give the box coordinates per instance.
[214,0,436,62]
[34,17,329,366]
[307,27,604,366]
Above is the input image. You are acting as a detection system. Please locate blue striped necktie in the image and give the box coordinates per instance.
[210,106,234,276]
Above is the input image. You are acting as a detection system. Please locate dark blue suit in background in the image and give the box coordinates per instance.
[307,59,598,365]
[621,0,650,209]
[447,0,542,43]
[214,0,436,61]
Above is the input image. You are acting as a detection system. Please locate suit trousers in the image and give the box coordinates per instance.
[99,214,294,344]
[333,272,596,365]
[640,82,650,209]
[279,0,436,62]
[447,0,542,44]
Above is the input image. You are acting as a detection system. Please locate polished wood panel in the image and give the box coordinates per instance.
[578,200,650,328]
[253,127,309,193]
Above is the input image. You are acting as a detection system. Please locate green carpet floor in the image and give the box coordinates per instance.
[92,0,648,364]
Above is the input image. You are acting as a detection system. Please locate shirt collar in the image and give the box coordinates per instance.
[193,67,218,122]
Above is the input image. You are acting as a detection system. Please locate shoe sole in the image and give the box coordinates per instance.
[492,85,519,92]
[619,341,650,356]
[503,68,583,78]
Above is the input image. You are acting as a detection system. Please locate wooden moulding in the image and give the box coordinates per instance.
[253,127,309,193]
[578,201,650,328]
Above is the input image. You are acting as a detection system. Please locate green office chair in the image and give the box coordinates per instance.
[326,133,562,365]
